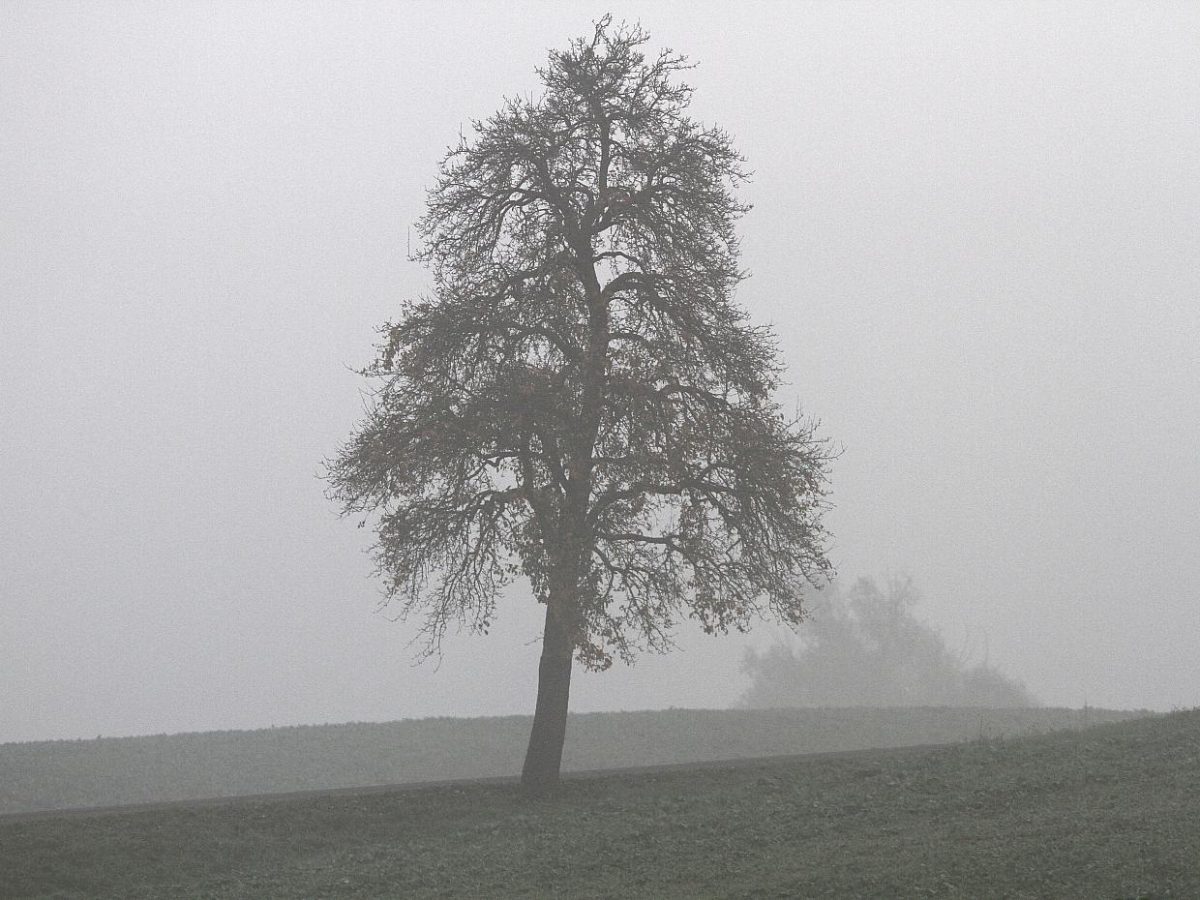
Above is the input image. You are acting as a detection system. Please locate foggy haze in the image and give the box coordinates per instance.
[2,1,1197,743]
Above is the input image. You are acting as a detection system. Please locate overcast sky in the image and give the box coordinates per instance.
[3,1,1197,743]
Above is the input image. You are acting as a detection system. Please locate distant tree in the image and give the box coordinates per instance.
[741,578,1035,709]
[327,18,833,794]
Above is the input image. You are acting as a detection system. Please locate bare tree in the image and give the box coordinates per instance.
[327,18,833,795]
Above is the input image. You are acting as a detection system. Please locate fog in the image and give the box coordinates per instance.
[3,1,1197,743]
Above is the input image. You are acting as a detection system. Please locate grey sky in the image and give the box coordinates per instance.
[2,1,1197,742]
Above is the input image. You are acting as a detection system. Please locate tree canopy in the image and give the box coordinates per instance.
[327,18,833,790]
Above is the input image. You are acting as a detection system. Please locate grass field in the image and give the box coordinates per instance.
[2,709,1196,899]
[0,706,1141,815]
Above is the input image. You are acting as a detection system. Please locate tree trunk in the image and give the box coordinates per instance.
[521,602,573,796]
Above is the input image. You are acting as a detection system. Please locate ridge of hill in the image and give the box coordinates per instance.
[0,709,1194,898]
[1,706,1141,815]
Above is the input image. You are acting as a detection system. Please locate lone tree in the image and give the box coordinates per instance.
[327,18,833,795]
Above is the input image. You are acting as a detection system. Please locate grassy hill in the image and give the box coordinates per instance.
[0,706,1140,815]
[1,709,1195,898]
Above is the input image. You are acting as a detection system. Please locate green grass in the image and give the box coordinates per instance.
[2,709,1196,899]
[1,706,1140,815]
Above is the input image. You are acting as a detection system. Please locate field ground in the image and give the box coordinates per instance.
[0,706,1141,815]
[2,709,1197,899]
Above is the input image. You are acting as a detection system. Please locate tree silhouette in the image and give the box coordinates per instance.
[741,578,1036,709]
[328,18,833,794]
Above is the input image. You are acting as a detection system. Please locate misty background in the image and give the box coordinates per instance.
[2,1,1197,744]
